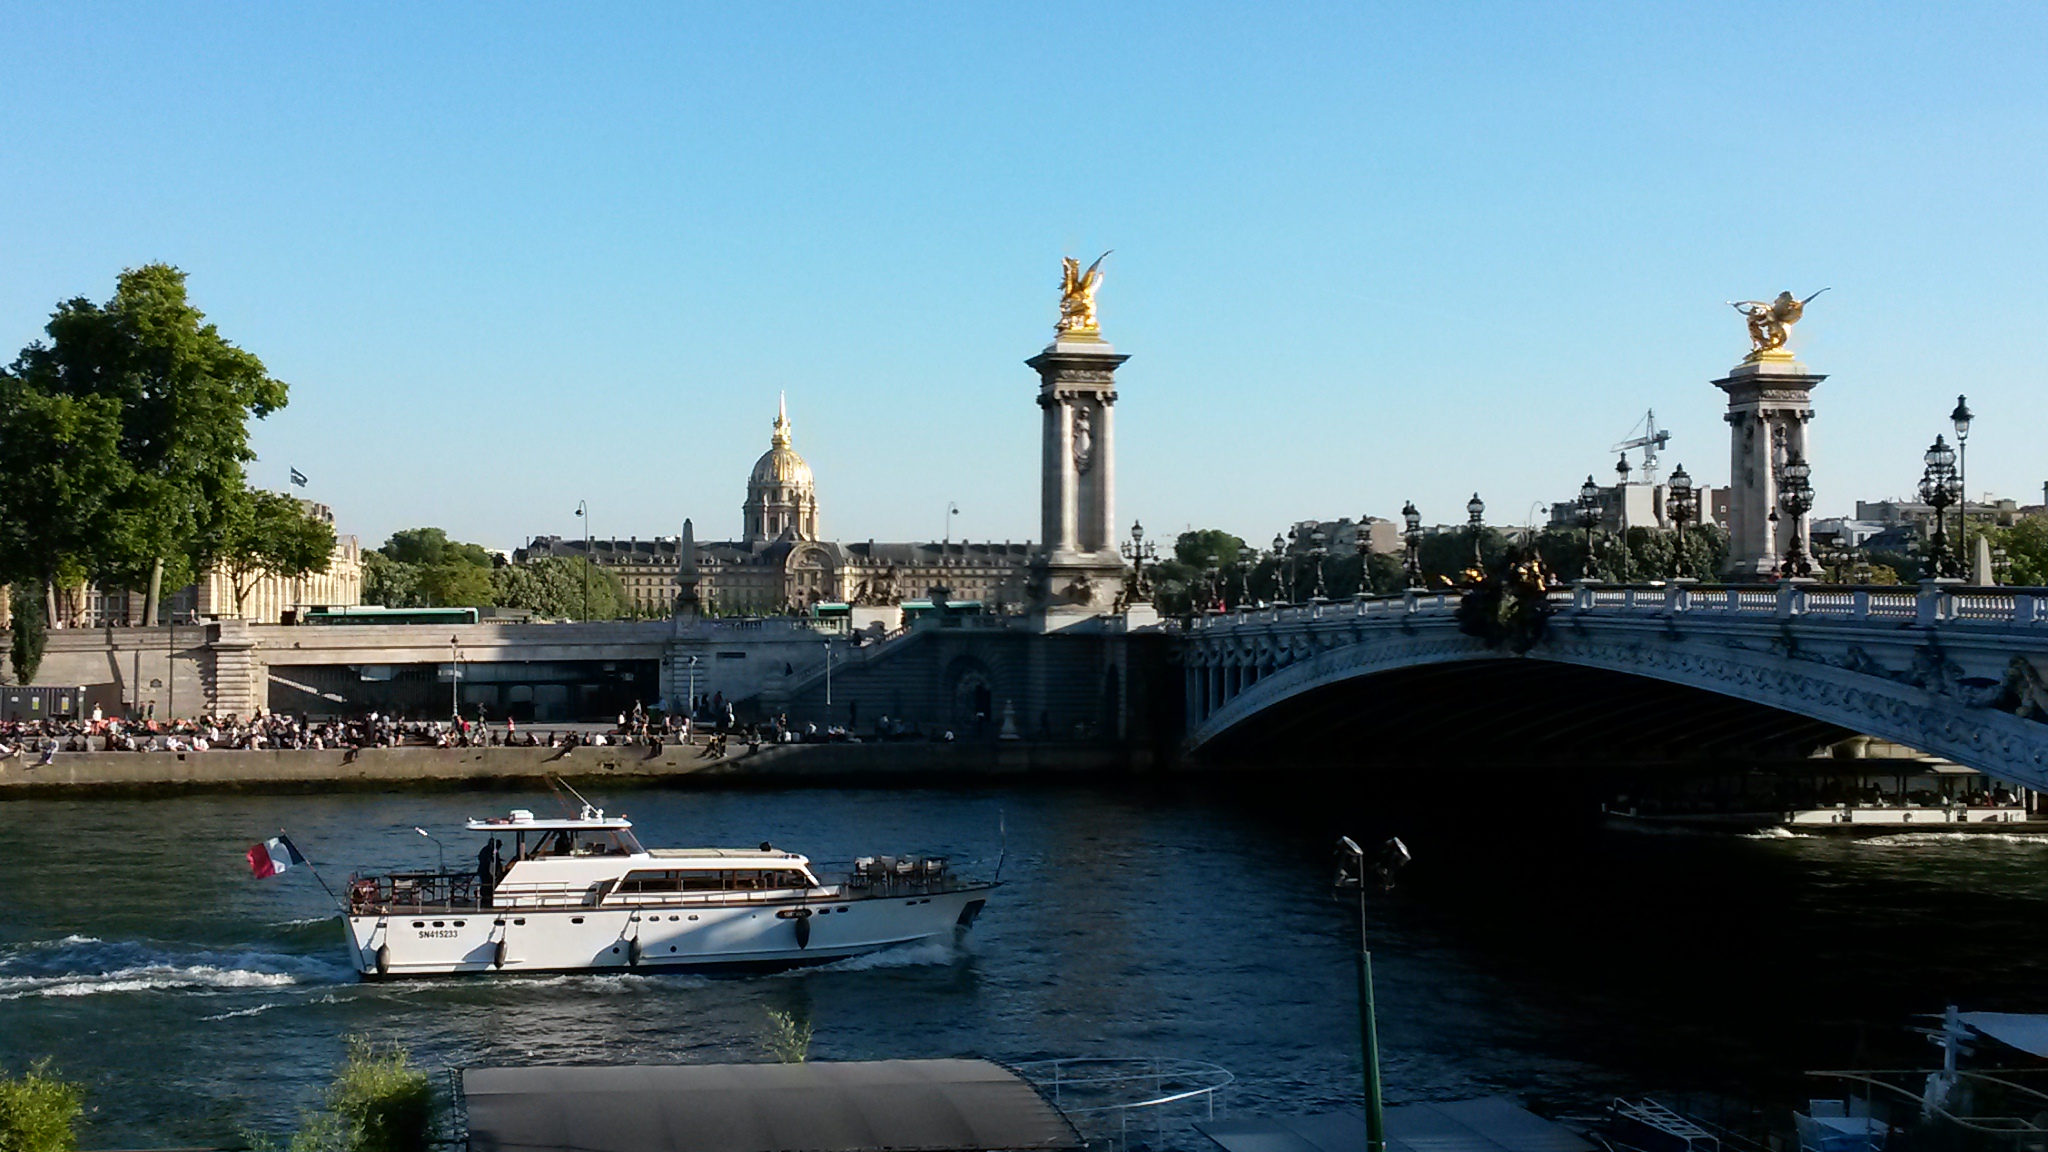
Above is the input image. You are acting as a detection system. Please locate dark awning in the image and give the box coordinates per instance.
[1200,1098,1595,1152]
[463,1060,1083,1152]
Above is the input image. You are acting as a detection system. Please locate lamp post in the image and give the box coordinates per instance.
[448,634,462,720]
[685,654,700,719]
[415,827,447,875]
[945,502,960,545]
[1120,519,1157,599]
[1309,527,1329,600]
[1465,493,1485,569]
[574,500,591,621]
[1778,452,1814,579]
[1401,502,1422,589]
[1668,464,1695,580]
[1268,533,1287,605]
[1335,836,1410,1152]
[1576,476,1601,580]
[1353,523,1372,599]
[1921,436,1959,578]
[1236,545,1255,608]
[1951,395,1973,575]
[823,639,834,709]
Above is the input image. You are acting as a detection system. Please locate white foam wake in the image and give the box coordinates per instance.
[816,938,966,972]
[0,963,299,1000]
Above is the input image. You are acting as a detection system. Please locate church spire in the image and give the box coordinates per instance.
[772,392,792,448]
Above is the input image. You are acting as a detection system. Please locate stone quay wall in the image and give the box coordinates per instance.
[0,739,1155,796]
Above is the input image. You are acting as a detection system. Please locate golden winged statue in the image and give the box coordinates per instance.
[1057,251,1111,336]
[1729,288,1829,360]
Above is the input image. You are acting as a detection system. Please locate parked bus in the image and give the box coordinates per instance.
[300,606,480,626]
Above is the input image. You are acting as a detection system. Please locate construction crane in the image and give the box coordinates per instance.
[1612,411,1670,485]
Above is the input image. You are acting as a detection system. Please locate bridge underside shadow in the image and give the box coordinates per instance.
[1194,659,1856,768]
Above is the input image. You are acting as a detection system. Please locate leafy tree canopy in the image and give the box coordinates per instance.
[2,265,288,593]
[379,528,491,570]
[215,490,336,614]
[492,556,628,619]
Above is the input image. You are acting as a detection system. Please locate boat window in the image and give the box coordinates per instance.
[728,870,762,891]
[619,871,679,893]
[680,871,725,892]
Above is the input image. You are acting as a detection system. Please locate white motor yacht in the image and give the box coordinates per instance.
[342,805,994,979]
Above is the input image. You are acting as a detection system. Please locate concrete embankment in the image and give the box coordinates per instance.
[0,741,1157,796]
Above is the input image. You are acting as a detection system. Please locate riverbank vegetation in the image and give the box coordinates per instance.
[251,1037,433,1152]
[0,1059,83,1152]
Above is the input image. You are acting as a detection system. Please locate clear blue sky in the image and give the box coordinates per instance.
[4,5,2044,552]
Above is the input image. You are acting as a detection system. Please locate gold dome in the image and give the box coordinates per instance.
[750,397,814,487]
[743,394,819,542]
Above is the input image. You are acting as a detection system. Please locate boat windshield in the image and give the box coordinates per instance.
[490,827,643,861]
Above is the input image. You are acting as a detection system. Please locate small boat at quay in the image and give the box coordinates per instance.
[342,803,995,979]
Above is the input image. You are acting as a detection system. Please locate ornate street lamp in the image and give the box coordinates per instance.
[1120,518,1157,597]
[1576,475,1601,580]
[1951,395,1974,572]
[1236,545,1256,607]
[1353,520,1373,598]
[1667,464,1695,580]
[1920,435,1958,578]
[1309,527,1329,600]
[1466,493,1485,568]
[1778,452,1814,579]
[1401,502,1422,589]
[1272,532,1289,604]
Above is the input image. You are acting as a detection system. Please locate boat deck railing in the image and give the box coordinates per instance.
[347,870,484,914]
[1809,1068,2048,1138]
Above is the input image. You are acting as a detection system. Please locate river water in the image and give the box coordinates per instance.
[5,780,2048,1148]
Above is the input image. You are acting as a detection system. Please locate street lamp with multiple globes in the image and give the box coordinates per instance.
[1236,545,1256,607]
[1401,502,1422,589]
[1271,532,1289,604]
[1667,464,1696,580]
[1576,476,1601,580]
[1120,519,1157,598]
[1951,395,1974,574]
[1309,526,1329,600]
[1920,435,1959,578]
[1777,452,1814,579]
[1466,493,1485,569]
[1353,521,1373,599]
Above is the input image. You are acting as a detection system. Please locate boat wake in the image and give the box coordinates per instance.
[814,938,968,973]
[0,935,350,1001]
[1851,831,2048,847]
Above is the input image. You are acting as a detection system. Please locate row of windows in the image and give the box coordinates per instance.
[617,869,811,894]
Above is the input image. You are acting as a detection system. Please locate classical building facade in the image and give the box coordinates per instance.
[518,399,1035,617]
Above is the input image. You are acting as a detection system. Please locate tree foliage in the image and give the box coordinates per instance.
[492,556,627,620]
[1988,517,2048,587]
[0,266,288,609]
[215,491,336,615]
[362,529,496,609]
[8,589,46,686]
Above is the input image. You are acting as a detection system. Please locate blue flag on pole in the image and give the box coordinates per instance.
[290,468,308,487]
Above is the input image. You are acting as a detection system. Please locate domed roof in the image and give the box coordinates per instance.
[750,396,814,489]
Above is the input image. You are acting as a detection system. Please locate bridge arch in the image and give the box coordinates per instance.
[1182,588,2048,790]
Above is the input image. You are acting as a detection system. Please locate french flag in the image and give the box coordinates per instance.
[247,835,306,879]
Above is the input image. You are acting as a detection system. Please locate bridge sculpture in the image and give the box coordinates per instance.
[1182,584,2048,789]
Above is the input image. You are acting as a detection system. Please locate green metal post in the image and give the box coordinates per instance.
[1358,885,1385,1152]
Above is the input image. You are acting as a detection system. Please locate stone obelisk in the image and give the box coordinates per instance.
[1714,292,1828,580]
[1028,254,1130,628]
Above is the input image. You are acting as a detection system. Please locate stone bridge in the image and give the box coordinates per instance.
[1180,584,2048,787]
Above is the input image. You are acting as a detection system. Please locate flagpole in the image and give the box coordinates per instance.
[282,829,347,917]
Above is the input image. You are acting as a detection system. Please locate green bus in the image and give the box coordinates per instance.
[300,606,481,626]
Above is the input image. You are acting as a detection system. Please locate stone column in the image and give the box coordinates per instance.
[1714,354,1825,580]
[1027,333,1130,626]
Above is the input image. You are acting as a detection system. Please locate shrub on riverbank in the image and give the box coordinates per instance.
[255,1038,433,1152]
[0,1059,83,1152]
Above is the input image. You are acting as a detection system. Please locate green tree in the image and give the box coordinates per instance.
[8,589,47,686]
[1,265,288,621]
[363,529,496,608]
[492,556,626,619]
[1987,517,2048,586]
[215,490,336,616]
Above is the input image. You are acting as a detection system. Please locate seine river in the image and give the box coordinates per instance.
[5,780,2048,1148]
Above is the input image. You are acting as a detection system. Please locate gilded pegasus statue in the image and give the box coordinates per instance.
[1058,252,1111,335]
[1729,288,1829,359]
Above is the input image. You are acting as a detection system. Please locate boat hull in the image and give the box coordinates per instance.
[342,885,994,979]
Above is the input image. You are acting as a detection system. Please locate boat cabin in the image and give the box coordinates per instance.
[467,808,646,862]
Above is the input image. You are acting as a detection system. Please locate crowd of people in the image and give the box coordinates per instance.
[0,697,996,763]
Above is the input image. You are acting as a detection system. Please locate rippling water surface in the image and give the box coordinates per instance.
[6,781,2048,1147]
